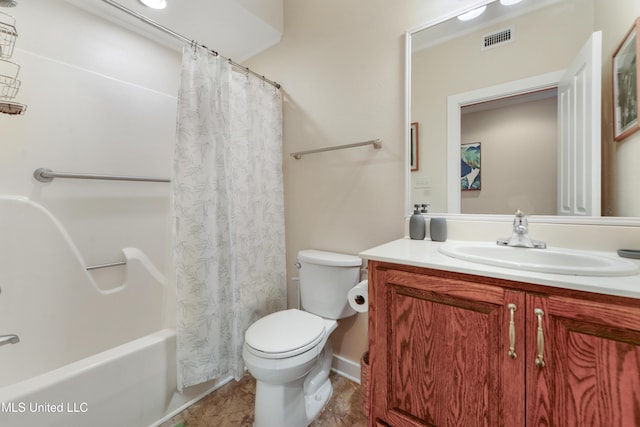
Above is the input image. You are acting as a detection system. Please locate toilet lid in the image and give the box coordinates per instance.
[245,309,326,358]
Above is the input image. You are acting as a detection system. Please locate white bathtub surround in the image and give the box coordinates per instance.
[0,201,184,427]
[0,197,168,387]
[172,45,286,390]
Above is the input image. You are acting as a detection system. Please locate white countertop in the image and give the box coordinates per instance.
[360,238,640,300]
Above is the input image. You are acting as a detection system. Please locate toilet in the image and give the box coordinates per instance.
[242,249,362,427]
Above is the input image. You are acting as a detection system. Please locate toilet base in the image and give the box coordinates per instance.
[253,375,333,427]
[254,376,306,427]
[252,343,334,427]
[304,377,333,423]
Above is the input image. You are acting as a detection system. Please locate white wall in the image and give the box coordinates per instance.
[238,0,284,36]
[1,0,180,323]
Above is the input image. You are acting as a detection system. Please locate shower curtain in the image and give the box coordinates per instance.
[172,46,286,390]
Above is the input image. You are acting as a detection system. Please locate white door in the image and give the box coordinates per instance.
[557,31,602,216]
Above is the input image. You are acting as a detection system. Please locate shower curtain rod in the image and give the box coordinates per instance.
[99,0,281,89]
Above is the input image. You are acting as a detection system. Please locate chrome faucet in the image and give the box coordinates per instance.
[497,210,547,249]
[0,334,20,347]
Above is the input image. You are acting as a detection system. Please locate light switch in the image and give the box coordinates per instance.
[415,175,431,189]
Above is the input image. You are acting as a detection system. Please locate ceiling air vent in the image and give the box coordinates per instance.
[482,26,514,50]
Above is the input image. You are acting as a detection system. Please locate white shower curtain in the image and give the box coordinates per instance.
[172,46,286,390]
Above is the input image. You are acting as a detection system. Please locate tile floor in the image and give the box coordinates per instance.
[159,372,368,427]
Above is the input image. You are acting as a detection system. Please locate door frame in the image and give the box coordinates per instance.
[446,71,564,214]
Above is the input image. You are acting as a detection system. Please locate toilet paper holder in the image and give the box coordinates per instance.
[348,279,369,313]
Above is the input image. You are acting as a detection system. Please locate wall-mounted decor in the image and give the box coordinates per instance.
[613,17,640,141]
[410,122,419,171]
[461,142,481,191]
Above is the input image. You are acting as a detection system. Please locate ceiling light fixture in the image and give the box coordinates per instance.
[500,0,524,5]
[139,0,167,10]
[457,5,487,21]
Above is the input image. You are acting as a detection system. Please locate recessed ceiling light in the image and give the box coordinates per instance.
[139,0,167,9]
[500,0,524,5]
[457,5,487,21]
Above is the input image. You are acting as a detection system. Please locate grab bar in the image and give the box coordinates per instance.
[33,168,171,183]
[290,139,382,159]
[86,260,126,271]
[0,334,20,347]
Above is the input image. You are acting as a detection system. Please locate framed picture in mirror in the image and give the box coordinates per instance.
[410,122,419,171]
[613,17,640,141]
[461,142,481,191]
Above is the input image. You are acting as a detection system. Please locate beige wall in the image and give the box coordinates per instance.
[245,0,489,364]
[246,0,640,367]
[461,96,558,215]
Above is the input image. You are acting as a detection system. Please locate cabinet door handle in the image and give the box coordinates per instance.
[508,303,517,359]
[534,308,545,368]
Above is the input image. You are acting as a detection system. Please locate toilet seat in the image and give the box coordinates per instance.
[245,309,326,359]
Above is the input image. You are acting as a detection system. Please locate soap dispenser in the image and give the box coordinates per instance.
[409,204,426,240]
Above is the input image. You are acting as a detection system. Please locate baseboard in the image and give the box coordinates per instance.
[331,354,361,384]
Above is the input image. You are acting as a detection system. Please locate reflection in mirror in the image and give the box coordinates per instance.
[460,90,558,215]
[408,0,640,218]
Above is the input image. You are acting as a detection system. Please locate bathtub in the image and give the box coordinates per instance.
[0,329,224,426]
[0,197,221,425]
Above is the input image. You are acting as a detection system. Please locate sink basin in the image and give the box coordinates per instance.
[438,241,640,276]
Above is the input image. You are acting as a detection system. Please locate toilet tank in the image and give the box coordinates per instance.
[297,250,362,319]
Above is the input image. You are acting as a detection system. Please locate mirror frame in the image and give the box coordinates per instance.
[404,0,640,226]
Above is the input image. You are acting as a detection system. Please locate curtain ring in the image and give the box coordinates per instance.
[202,45,218,57]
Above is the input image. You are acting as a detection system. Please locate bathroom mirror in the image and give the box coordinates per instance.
[406,0,640,220]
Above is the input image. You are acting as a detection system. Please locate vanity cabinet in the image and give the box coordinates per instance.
[367,261,640,427]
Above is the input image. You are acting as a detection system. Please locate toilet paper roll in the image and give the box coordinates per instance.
[348,280,369,313]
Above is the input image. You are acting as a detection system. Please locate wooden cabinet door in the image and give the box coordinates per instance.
[370,265,525,427]
[526,294,640,426]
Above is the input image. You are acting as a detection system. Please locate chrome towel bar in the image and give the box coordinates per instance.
[34,168,170,183]
[86,261,126,271]
[0,334,20,347]
[290,139,382,159]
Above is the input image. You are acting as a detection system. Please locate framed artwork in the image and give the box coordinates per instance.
[613,17,640,141]
[461,142,481,191]
[410,122,419,171]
